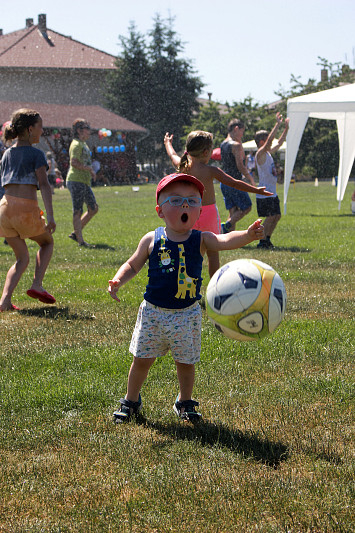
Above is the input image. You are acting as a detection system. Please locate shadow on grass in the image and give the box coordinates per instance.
[243,244,311,253]
[265,246,311,253]
[19,306,95,321]
[92,243,116,251]
[309,213,354,218]
[140,418,289,469]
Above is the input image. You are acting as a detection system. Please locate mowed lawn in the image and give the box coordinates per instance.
[0,180,354,532]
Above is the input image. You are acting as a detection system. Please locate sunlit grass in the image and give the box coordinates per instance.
[0,181,354,532]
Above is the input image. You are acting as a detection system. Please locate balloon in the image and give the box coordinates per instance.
[109,146,114,153]
[103,146,108,153]
[114,146,119,153]
[134,146,137,151]
[97,146,102,153]
[103,132,107,137]
[107,130,112,137]
[120,144,125,152]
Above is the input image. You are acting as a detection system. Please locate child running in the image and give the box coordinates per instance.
[164,131,272,277]
[108,172,264,422]
[0,109,56,312]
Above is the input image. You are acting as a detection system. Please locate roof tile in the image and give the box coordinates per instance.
[0,25,116,69]
[0,101,147,132]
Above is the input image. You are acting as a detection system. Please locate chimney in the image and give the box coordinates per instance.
[321,69,328,82]
[26,18,34,28]
[0,29,2,36]
[38,13,47,32]
[208,92,212,101]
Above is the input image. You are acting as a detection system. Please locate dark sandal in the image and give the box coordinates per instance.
[173,397,201,421]
[113,395,142,423]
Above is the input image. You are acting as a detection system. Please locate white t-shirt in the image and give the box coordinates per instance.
[256,152,277,198]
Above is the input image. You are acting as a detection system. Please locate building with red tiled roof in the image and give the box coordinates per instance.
[0,101,147,133]
[0,14,148,183]
[0,14,117,106]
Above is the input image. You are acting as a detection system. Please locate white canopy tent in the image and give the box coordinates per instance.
[284,83,355,213]
[243,139,286,152]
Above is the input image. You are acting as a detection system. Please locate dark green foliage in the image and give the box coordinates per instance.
[105,15,203,165]
[189,57,354,180]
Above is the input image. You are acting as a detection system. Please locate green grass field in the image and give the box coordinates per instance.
[0,181,354,532]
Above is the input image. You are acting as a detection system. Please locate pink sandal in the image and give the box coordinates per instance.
[26,289,56,304]
[0,304,20,312]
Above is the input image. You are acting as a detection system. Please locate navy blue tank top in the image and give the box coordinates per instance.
[220,140,243,180]
[144,227,203,309]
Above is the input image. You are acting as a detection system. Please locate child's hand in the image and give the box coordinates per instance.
[257,187,273,197]
[46,215,56,234]
[108,280,120,302]
[247,219,265,241]
[276,112,283,124]
[164,132,173,145]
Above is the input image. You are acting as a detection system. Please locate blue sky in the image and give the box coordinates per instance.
[2,0,354,104]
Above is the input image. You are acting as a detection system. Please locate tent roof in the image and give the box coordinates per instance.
[284,83,355,212]
[288,83,355,113]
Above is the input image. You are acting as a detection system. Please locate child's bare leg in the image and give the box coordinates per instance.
[228,205,251,230]
[80,204,98,230]
[73,210,83,243]
[206,249,220,278]
[0,236,29,310]
[263,214,281,238]
[28,232,54,291]
[175,361,195,402]
[126,356,156,402]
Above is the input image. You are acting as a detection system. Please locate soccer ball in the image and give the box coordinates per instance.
[206,259,286,341]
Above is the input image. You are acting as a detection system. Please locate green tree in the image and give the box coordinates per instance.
[187,96,277,150]
[105,16,203,166]
[105,23,151,128]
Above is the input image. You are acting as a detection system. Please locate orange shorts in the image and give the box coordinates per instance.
[0,196,46,239]
[193,203,221,234]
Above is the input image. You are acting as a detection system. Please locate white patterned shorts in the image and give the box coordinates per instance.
[129,300,202,364]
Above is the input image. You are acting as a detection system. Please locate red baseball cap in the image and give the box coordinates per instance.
[156,173,205,203]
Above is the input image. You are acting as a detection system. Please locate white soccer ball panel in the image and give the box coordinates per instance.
[206,259,261,315]
[214,321,256,341]
[238,312,264,334]
[268,273,287,332]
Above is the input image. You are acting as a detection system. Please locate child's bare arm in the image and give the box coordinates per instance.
[36,166,56,233]
[108,232,153,301]
[164,132,181,168]
[257,113,284,162]
[231,143,256,186]
[270,117,289,154]
[212,167,273,196]
[201,219,264,254]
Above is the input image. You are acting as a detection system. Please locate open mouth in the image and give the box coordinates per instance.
[181,213,188,223]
